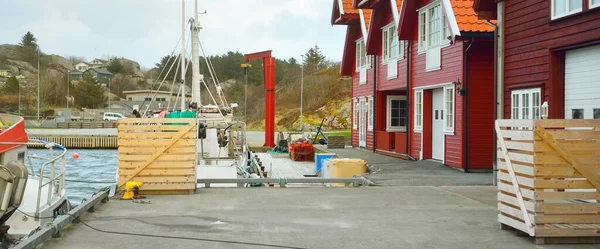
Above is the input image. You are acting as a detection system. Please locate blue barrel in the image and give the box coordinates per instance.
[314,153,335,173]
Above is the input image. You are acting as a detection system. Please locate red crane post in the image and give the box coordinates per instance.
[244,50,276,147]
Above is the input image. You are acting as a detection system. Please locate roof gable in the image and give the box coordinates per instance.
[332,0,360,25]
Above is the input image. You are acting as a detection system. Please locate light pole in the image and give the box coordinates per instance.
[18,78,21,115]
[241,63,251,123]
[37,48,40,121]
[66,70,70,110]
[300,55,304,131]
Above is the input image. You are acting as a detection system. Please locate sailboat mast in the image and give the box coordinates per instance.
[180,0,186,111]
[190,0,201,107]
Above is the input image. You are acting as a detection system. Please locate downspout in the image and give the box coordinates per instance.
[485,20,499,185]
[373,55,377,153]
[463,37,475,173]
[406,40,413,160]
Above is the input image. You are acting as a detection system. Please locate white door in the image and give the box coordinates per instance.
[432,88,444,160]
[359,99,367,148]
[565,45,600,120]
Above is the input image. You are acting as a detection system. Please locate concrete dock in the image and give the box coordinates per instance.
[34,148,589,249]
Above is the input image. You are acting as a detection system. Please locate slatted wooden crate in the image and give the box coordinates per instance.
[118,118,197,195]
[496,119,600,244]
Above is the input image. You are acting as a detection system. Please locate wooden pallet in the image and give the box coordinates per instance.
[117,118,197,195]
[496,119,600,244]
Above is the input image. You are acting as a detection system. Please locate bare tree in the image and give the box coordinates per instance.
[65,55,86,65]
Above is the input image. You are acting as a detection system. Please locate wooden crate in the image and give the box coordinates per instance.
[496,119,600,244]
[117,118,197,195]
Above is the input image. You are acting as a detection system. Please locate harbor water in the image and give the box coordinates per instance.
[29,149,118,204]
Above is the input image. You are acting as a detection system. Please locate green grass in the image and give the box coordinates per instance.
[324,130,351,138]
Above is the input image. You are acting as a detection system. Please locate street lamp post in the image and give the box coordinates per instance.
[67,70,70,110]
[300,55,304,131]
[241,63,251,123]
[37,48,40,121]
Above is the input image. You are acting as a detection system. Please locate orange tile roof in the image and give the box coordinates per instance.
[363,9,372,31]
[395,0,402,12]
[451,0,494,32]
[342,0,358,15]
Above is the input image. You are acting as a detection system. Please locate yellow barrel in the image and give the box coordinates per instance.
[330,159,367,187]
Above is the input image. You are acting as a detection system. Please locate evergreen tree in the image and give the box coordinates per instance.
[106,59,124,74]
[303,45,326,73]
[73,74,107,108]
[2,76,20,94]
[19,31,38,49]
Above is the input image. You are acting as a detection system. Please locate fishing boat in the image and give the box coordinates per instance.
[0,113,70,248]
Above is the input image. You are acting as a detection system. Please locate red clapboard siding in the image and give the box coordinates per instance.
[376,9,408,91]
[503,0,600,118]
[466,41,495,169]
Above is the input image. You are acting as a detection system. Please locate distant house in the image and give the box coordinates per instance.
[69,70,83,82]
[75,62,91,71]
[89,58,108,66]
[84,68,113,86]
[0,66,12,77]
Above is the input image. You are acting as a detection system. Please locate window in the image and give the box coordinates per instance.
[387,96,408,131]
[382,23,403,62]
[552,0,582,19]
[353,98,358,130]
[144,97,152,101]
[128,97,132,101]
[594,109,600,119]
[572,109,584,119]
[418,1,447,71]
[414,91,423,131]
[592,0,600,8]
[355,38,368,70]
[368,97,374,131]
[444,86,454,132]
[511,88,542,120]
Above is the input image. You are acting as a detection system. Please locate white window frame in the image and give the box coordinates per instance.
[511,88,542,120]
[356,38,367,71]
[418,1,450,53]
[443,85,455,133]
[414,90,424,132]
[382,23,403,64]
[386,95,408,132]
[368,96,374,131]
[591,0,600,9]
[353,98,359,130]
[551,0,583,20]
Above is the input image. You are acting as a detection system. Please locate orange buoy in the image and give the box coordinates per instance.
[72,152,80,159]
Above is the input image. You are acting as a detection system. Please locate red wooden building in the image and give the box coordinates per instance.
[473,0,600,121]
[332,0,497,171]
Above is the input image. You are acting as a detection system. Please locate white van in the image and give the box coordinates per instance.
[103,112,125,122]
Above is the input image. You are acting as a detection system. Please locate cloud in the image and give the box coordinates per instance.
[0,0,346,68]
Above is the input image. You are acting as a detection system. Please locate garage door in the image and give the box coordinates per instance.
[565,45,600,119]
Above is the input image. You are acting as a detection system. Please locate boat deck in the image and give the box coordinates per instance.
[256,153,321,187]
[34,186,588,249]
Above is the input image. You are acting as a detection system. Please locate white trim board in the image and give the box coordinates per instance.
[337,0,345,15]
[359,9,369,41]
[412,82,454,91]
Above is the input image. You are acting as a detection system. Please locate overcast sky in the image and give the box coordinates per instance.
[0,0,346,68]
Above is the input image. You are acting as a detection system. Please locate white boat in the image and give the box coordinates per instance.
[0,113,70,247]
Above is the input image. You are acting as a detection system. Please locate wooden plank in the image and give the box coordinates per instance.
[536,227,600,237]
[535,166,583,177]
[118,146,197,154]
[498,214,531,236]
[535,126,600,191]
[499,130,534,141]
[119,154,195,161]
[138,182,196,190]
[118,125,195,132]
[504,151,535,164]
[535,153,569,165]
[535,191,598,201]
[496,119,535,128]
[118,168,195,176]
[545,130,600,140]
[502,140,534,152]
[118,118,196,124]
[119,161,195,169]
[535,179,594,189]
[498,192,535,211]
[499,181,534,199]
[118,123,196,188]
[535,141,600,153]
[124,176,195,183]
[536,119,600,129]
[537,203,599,214]
[498,171,535,188]
[498,161,535,176]
[118,139,195,147]
[499,203,536,223]
[536,214,600,224]
[118,132,197,139]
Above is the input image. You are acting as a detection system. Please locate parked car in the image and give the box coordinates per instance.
[103,112,125,122]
